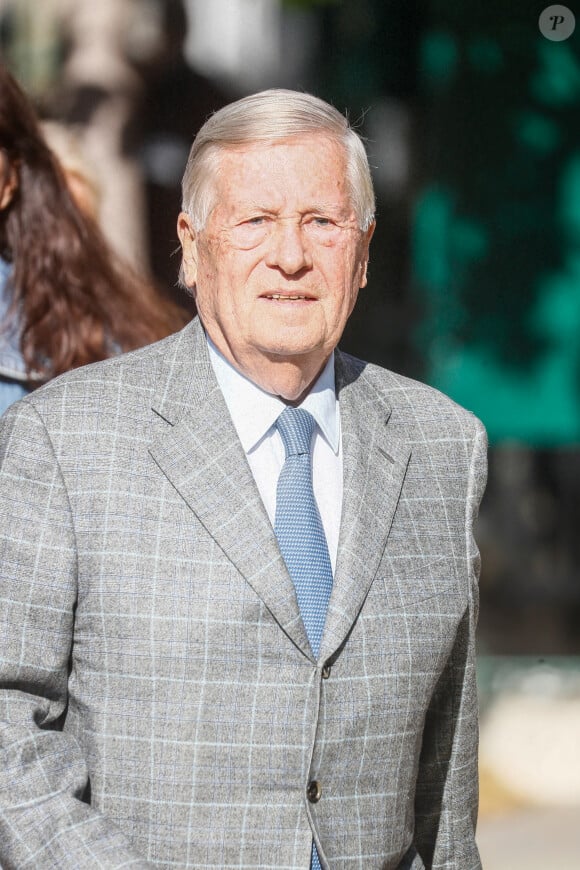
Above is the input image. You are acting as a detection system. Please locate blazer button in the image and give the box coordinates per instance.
[307,780,322,803]
[321,664,331,679]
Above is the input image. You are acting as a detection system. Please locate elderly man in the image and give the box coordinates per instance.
[0,90,487,869]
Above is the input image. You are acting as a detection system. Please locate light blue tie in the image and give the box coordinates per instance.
[275,407,333,658]
[274,407,332,870]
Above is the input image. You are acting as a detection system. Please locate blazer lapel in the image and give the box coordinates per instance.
[320,351,411,662]
[149,320,312,658]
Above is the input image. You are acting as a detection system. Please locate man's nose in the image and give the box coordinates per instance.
[265,219,312,274]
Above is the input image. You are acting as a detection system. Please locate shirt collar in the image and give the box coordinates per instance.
[207,336,339,454]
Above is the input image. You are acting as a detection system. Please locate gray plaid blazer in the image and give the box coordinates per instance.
[0,317,487,869]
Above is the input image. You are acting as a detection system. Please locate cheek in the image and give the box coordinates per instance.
[195,245,229,306]
[331,252,363,305]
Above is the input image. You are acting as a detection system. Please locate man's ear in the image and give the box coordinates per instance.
[0,161,19,211]
[359,221,376,289]
[177,212,199,289]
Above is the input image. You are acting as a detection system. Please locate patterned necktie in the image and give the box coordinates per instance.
[274,407,333,658]
[274,407,332,870]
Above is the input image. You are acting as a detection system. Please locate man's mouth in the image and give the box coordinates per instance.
[262,293,314,301]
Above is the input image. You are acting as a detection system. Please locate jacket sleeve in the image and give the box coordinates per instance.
[413,421,488,870]
[0,400,152,869]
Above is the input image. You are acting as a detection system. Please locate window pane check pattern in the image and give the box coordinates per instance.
[274,407,333,870]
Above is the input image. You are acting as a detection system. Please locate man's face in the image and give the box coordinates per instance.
[178,134,374,398]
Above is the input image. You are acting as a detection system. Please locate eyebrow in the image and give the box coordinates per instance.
[234,200,353,218]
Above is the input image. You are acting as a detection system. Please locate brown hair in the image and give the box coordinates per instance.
[0,63,186,383]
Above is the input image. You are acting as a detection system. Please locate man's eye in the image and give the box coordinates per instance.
[230,217,270,249]
[313,217,331,226]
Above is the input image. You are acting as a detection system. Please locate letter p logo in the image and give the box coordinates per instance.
[539,5,576,40]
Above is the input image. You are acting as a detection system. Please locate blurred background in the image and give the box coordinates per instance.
[1,0,578,865]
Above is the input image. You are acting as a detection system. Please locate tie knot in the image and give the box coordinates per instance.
[276,407,316,458]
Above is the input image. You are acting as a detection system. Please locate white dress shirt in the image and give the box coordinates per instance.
[207,338,343,572]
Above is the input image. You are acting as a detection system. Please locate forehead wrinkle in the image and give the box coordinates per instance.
[211,136,356,223]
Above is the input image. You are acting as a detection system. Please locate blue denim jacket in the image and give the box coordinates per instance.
[0,259,29,415]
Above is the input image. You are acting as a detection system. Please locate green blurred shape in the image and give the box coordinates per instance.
[558,152,580,243]
[430,334,580,445]
[531,41,580,106]
[419,31,459,91]
[412,185,454,294]
[513,111,561,153]
[413,184,488,307]
[450,219,489,261]
[414,7,580,446]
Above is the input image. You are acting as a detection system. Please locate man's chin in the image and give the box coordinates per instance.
[259,344,326,366]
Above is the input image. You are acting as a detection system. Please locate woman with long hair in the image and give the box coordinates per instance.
[0,63,186,414]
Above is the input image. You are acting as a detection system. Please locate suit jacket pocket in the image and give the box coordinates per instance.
[378,555,461,612]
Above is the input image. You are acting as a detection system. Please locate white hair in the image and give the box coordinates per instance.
[181,89,376,233]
